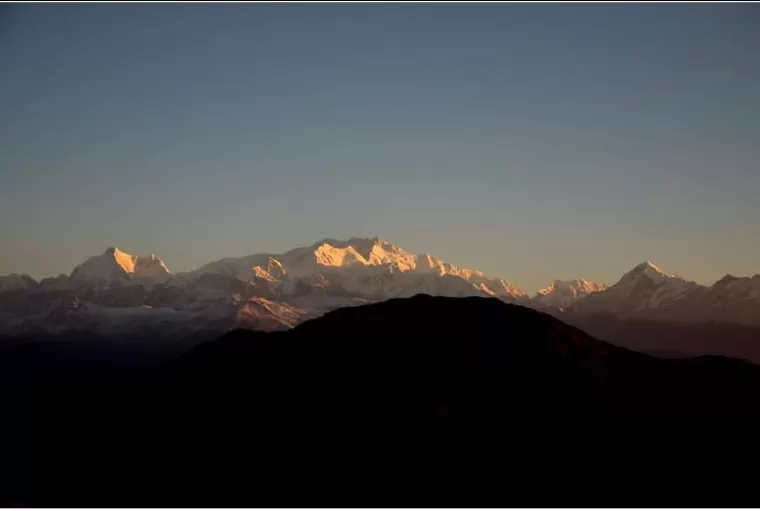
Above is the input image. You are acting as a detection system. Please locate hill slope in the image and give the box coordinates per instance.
[187,294,760,417]
[4,295,760,506]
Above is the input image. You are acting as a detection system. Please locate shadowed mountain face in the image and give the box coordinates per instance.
[561,311,760,363]
[3,295,760,506]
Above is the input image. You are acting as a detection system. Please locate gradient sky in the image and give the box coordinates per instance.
[1,3,759,292]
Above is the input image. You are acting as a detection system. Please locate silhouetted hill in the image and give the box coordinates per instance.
[182,294,760,416]
[3,295,760,506]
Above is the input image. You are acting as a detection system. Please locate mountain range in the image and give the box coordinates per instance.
[2,236,760,355]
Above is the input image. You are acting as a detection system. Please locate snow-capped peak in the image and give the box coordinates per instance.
[536,278,606,296]
[313,243,368,267]
[615,261,682,288]
[710,273,760,299]
[534,278,607,308]
[570,260,703,316]
[303,237,410,267]
[70,247,171,286]
[634,260,670,275]
[196,237,526,300]
[104,246,137,273]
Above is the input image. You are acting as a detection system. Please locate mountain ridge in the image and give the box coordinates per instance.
[1,241,756,296]
[2,239,760,344]
[2,239,710,295]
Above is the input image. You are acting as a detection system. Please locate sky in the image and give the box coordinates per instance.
[1,3,759,293]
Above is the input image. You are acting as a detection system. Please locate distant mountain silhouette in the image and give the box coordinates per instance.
[3,294,760,506]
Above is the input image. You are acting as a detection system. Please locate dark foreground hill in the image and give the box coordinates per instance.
[3,295,760,506]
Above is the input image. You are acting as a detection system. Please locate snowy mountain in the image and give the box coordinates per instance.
[643,273,760,325]
[534,279,607,309]
[569,261,703,317]
[69,247,171,288]
[0,238,528,337]
[195,237,528,302]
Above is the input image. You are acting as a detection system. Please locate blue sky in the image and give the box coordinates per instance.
[1,3,758,292]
